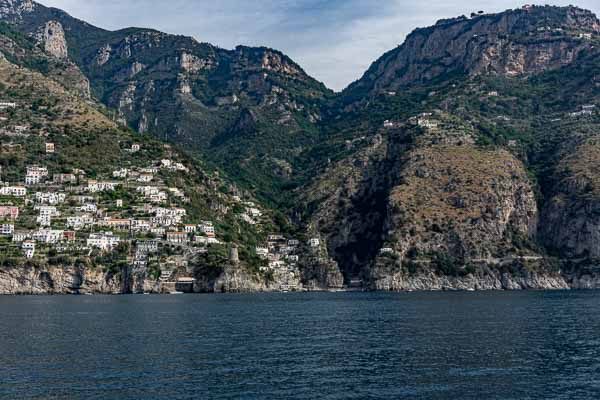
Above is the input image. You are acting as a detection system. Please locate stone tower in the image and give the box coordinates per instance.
[229,244,239,265]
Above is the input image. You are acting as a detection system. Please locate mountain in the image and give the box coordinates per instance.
[0,0,334,202]
[1,1,600,292]
[0,22,343,294]
[298,5,600,289]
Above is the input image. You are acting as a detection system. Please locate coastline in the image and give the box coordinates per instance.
[2,264,600,295]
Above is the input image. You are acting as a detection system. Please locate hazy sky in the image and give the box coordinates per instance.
[41,0,600,91]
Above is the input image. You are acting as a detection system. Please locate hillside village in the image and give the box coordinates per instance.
[0,96,328,293]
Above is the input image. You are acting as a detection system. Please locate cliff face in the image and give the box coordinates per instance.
[0,264,123,295]
[301,112,546,286]
[0,261,342,295]
[366,265,569,291]
[344,6,599,99]
[541,139,600,259]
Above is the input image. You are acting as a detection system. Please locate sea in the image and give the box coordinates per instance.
[1,291,599,399]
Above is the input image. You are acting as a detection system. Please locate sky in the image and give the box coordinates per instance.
[41,0,600,91]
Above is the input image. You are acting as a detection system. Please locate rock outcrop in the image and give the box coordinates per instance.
[36,20,68,59]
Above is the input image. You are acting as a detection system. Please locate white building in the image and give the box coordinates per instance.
[269,261,287,270]
[184,224,197,233]
[80,203,97,213]
[137,174,153,183]
[309,238,321,248]
[246,207,262,218]
[149,192,168,203]
[112,169,129,179]
[22,240,35,259]
[87,181,117,193]
[131,220,151,233]
[36,206,60,217]
[87,232,121,251]
[26,166,48,178]
[0,186,26,197]
[36,215,52,227]
[141,167,159,174]
[195,237,220,245]
[200,223,215,236]
[241,213,257,225]
[67,215,94,231]
[35,192,66,205]
[25,175,41,186]
[0,102,17,109]
[0,224,14,236]
[166,232,187,244]
[12,231,30,243]
[137,186,160,196]
[151,227,166,236]
[33,229,64,244]
[137,240,158,253]
[418,118,439,129]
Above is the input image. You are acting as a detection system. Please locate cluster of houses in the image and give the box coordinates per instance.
[255,234,321,272]
[0,157,222,260]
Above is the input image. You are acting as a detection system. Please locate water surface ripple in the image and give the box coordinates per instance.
[1,291,599,399]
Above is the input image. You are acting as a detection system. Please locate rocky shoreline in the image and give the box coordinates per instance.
[2,263,600,295]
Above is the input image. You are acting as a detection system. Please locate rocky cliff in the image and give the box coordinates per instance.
[0,264,123,295]
[344,5,599,101]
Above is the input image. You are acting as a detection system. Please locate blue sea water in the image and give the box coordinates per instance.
[1,291,600,399]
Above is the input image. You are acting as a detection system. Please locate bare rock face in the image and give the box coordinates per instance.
[301,260,344,290]
[0,0,35,20]
[366,263,569,291]
[0,265,123,294]
[541,140,600,259]
[36,20,68,59]
[260,50,301,76]
[95,44,112,66]
[180,52,215,72]
[203,264,269,293]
